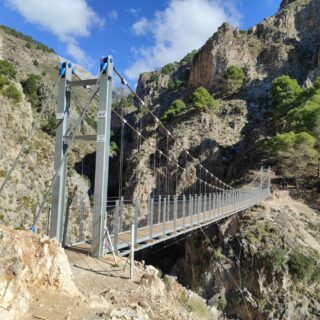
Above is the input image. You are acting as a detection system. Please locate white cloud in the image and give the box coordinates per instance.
[132,17,150,36]
[108,9,118,20]
[5,0,104,68]
[125,0,241,80]
[127,8,141,17]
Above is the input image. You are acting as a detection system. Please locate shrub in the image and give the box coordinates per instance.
[0,76,10,89]
[0,60,17,79]
[149,72,159,82]
[41,115,56,136]
[191,86,219,111]
[180,50,197,64]
[21,74,41,94]
[41,71,47,77]
[25,42,32,49]
[33,60,39,67]
[110,141,118,154]
[288,251,316,282]
[223,65,245,93]
[268,248,286,271]
[161,63,175,75]
[271,75,303,116]
[168,79,183,91]
[271,131,317,186]
[2,84,21,103]
[187,296,208,317]
[162,99,186,121]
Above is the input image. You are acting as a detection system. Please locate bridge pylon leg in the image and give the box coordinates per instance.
[50,62,72,242]
[92,56,114,258]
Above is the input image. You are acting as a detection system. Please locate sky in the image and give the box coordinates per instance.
[0,0,282,82]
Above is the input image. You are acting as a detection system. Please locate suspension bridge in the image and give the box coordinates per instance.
[0,55,271,259]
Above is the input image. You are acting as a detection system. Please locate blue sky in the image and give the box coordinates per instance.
[0,0,281,82]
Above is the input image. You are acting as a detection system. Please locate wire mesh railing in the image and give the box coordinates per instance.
[104,173,271,255]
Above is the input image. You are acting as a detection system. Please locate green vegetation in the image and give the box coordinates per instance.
[0,75,10,89]
[0,60,17,79]
[21,74,41,94]
[271,75,303,117]
[21,74,42,109]
[269,76,320,182]
[191,86,219,111]
[162,99,186,121]
[33,59,39,67]
[2,84,21,103]
[0,25,54,53]
[223,65,245,93]
[112,96,133,110]
[267,248,286,271]
[288,250,316,282]
[149,72,159,82]
[180,50,197,64]
[217,293,228,310]
[168,79,183,91]
[161,63,175,75]
[41,115,56,137]
[187,296,209,317]
[110,141,118,154]
[271,131,317,186]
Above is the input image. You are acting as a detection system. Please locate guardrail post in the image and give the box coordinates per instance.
[173,195,177,233]
[208,193,212,219]
[204,194,207,221]
[163,197,167,235]
[197,195,200,224]
[134,199,139,245]
[130,224,134,280]
[158,195,161,224]
[119,196,124,232]
[114,200,120,254]
[149,198,154,240]
[190,195,193,226]
[182,195,186,228]
[79,198,85,242]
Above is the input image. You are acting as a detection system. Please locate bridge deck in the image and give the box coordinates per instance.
[106,199,261,256]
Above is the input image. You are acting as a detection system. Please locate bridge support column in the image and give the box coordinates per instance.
[50,62,72,242]
[92,56,114,258]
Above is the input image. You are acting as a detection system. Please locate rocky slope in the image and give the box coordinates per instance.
[0,26,98,240]
[0,224,217,320]
[153,190,320,319]
[125,0,320,200]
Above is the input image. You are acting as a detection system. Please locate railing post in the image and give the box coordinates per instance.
[130,224,134,280]
[190,195,193,226]
[149,198,154,240]
[163,197,167,235]
[79,198,85,242]
[204,194,207,221]
[119,196,124,232]
[114,200,120,254]
[134,199,139,245]
[196,195,201,224]
[173,195,177,233]
[46,205,51,236]
[182,194,186,228]
[158,195,161,224]
[208,193,212,219]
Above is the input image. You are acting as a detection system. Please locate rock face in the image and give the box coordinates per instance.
[173,191,320,319]
[127,0,320,201]
[0,26,95,240]
[189,0,320,97]
[0,225,79,319]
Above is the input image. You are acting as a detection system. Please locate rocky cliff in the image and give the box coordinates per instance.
[125,0,320,200]
[0,26,96,240]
